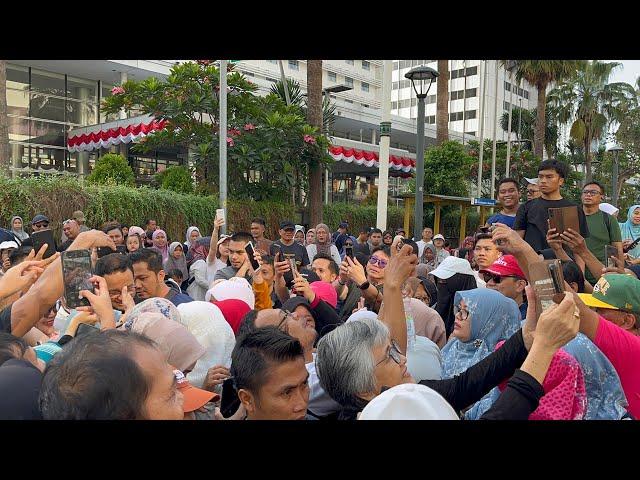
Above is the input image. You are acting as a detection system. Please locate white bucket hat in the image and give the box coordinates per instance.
[430,256,475,279]
[359,383,459,420]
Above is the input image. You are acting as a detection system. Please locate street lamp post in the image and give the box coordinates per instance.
[321,84,353,204]
[505,60,517,176]
[607,144,624,206]
[405,66,439,240]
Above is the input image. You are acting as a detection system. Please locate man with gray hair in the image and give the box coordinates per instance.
[59,219,81,252]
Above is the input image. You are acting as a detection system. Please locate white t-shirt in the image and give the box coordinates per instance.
[187,258,227,301]
[306,353,341,418]
[472,270,487,288]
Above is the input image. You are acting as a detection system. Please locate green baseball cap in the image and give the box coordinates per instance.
[586,274,640,314]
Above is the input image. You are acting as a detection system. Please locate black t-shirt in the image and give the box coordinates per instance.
[513,197,589,253]
[270,239,310,268]
[0,305,12,333]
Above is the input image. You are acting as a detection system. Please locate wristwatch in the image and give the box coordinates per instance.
[358,281,370,290]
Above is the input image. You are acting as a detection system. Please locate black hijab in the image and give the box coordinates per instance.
[417,275,438,308]
[434,273,478,337]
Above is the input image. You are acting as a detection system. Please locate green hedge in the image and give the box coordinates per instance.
[0,176,405,242]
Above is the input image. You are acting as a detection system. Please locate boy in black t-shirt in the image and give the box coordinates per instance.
[513,159,589,253]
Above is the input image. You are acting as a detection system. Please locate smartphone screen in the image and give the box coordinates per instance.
[97,246,116,258]
[345,245,354,259]
[31,230,56,259]
[244,241,260,270]
[61,250,94,308]
[216,209,225,223]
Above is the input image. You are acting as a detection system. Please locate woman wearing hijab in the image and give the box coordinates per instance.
[212,298,251,335]
[306,228,316,246]
[176,302,236,388]
[151,229,169,263]
[306,223,341,266]
[294,225,306,246]
[420,244,437,270]
[125,311,205,373]
[10,216,29,243]
[339,235,358,261]
[186,236,228,302]
[434,273,477,338]
[164,242,189,286]
[184,226,202,255]
[620,205,640,264]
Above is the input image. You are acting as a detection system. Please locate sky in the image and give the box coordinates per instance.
[606,60,640,87]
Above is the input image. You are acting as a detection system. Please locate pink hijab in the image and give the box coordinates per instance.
[497,341,587,420]
[406,297,447,349]
[152,229,169,262]
[130,312,205,372]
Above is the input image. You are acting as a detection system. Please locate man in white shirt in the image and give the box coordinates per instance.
[416,227,434,259]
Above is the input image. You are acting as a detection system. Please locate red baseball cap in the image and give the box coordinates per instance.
[479,255,526,280]
[173,368,219,413]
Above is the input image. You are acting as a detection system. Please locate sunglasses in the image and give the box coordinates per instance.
[368,256,388,268]
[482,273,521,284]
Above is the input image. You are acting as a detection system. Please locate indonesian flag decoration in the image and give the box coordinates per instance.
[67,119,167,153]
[328,145,415,177]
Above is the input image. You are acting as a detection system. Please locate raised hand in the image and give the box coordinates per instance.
[491,223,527,254]
[0,260,48,299]
[203,365,231,392]
[384,244,418,290]
[344,255,367,286]
[77,275,116,329]
[534,291,580,351]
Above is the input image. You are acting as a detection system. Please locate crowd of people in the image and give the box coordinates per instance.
[1,158,640,420]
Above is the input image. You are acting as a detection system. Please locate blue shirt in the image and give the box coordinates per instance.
[519,301,527,321]
[487,213,517,229]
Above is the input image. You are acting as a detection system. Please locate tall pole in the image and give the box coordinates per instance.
[612,150,620,206]
[219,60,228,235]
[377,60,392,231]
[477,60,487,199]
[491,60,499,199]
[518,97,523,144]
[414,95,426,240]
[506,69,514,176]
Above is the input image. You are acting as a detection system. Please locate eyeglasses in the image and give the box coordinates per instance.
[582,189,601,196]
[375,340,402,367]
[482,273,521,284]
[277,309,295,333]
[454,305,470,321]
[368,256,388,268]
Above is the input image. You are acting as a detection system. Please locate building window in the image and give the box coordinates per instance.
[465,131,476,137]
[392,81,399,90]
[392,101,398,109]
[450,69,459,80]
[427,94,436,104]
[504,81,511,92]
[345,77,354,88]
[267,60,277,64]
[524,90,529,99]
[361,82,369,92]
[362,60,370,70]
[267,77,278,83]
[288,60,299,70]
[504,101,512,111]
[426,115,436,124]
[328,71,337,82]
[346,60,354,65]
[393,61,400,70]
[466,110,477,119]
[345,99,354,104]
[361,103,369,108]
[466,66,478,76]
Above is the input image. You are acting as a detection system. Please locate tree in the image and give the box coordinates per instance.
[423,140,474,197]
[548,61,637,183]
[155,165,194,194]
[500,105,558,155]
[307,60,324,226]
[101,61,329,203]
[436,60,449,145]
[612,106,640,204]
[510,60,585,159]
[0,60,9,173]
[86,153,135,187]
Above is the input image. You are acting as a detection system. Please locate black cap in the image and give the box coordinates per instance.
[31,214,49,225]
[279,220,295,230]
[339,222,349,229]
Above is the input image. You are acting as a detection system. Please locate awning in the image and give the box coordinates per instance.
[329,145,415,177]
[67,115,167,153]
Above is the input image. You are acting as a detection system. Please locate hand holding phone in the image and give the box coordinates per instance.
[61,250,94,308]
[345,245,354,259]
[31,230,56,259]
[605,245,618,269]
[244,241,261,271]
[216,209,226,226]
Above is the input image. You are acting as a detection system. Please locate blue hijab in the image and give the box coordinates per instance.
[619,204,640,259]
[441,288,521,379]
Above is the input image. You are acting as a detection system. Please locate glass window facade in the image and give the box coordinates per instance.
[6,63,103,174]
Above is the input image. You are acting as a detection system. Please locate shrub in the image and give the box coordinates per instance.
[86,154,135,187]
[155,166,194,195]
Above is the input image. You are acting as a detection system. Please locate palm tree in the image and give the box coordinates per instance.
[499,105,558,155]
[436,60,449,145]
[0,60,9,173]
[511,60,585,159]
[307,60,323,226]
[548,61,637,182]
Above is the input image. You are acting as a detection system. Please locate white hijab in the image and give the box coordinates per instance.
[176,301,236,388]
